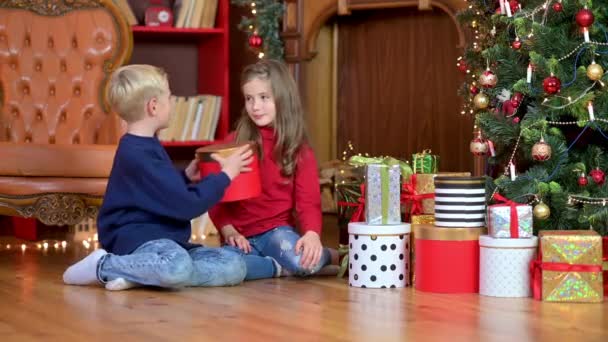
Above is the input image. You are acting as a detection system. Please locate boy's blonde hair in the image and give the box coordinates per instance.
[106,64,168,123]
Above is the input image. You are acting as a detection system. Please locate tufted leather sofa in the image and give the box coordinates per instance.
[0,0,132,226]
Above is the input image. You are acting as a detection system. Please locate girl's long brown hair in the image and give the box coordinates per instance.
[235,59,307,176]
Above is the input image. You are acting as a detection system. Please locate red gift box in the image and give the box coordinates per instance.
[414,224,485,293]
[145,5,173,27]
[197,142,261,202]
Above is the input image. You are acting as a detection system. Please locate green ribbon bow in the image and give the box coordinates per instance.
[348,156,411,224]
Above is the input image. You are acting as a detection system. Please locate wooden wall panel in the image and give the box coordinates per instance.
[304,24,337,163]
[336,7,473,171]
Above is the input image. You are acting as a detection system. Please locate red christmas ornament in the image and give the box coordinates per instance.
[543,75,561,94]
[512,37,522,50]
[248,33,263,49]
[480,70,498,88]
[552,2,563,12]
[509,0,520,13]
[470,84,480,94]
[457,59,468,73]
[531,137,552,161]
[513,117,520,123]
[511,92,524,107]
[576,8,594,28]
[470,131,488,156]
[589,168,606,185]
[502,100,516,116]
[578,173,589,186]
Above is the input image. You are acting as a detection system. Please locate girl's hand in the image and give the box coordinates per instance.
[295,231,323,270]
[221,225,251,253]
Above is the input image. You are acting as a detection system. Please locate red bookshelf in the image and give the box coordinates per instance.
[129,0,230,155]
[131,26,224,36]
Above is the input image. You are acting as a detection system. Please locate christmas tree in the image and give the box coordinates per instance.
[457,1,608,235]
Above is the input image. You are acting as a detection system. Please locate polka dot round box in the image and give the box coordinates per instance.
[348,222,411,288]
[479,235,538,298]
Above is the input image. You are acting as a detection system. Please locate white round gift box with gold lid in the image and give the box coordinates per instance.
[479,235,538,297]
[348,222,411,288]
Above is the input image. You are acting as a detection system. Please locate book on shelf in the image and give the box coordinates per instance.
[159,95,222,142]
[175,0,218,28]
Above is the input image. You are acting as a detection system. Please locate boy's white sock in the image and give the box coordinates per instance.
[63,249,107,285]
[105,278,138,291]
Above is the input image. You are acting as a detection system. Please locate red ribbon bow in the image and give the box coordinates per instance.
[491,193,521,238]
[530,251,603,300]
[400,174,434,221]
[337,183,366,223]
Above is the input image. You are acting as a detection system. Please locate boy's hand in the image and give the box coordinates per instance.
[221,225,251,253]
[211,145,253,180]
[295,231,323,270]
[185,158,201,183]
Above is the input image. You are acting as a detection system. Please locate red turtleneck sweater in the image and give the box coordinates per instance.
[208,127,322,237]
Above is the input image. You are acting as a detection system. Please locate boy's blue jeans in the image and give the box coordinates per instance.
[224,226,332,280]
[97,239,246,288]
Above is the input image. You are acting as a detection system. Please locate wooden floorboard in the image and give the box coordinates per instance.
[0,237,607,341]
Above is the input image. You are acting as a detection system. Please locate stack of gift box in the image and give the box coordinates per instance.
[482,194,604,302]
[346,157,412,289]
[337,149,607,302]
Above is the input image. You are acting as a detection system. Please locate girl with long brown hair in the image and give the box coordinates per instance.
[209,59,338,279]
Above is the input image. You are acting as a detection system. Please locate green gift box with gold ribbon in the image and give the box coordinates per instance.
[349,156,411,225]
[412,149,439,174]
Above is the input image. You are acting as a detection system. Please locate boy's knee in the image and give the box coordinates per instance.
[157,254,193,288]
[219,251,246,285]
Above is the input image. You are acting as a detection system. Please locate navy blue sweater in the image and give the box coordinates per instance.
[97,134,230,255]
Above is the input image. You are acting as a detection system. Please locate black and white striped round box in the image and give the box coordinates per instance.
[434,177,486,227]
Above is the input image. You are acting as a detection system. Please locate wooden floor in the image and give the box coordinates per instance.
[1,237,608,341]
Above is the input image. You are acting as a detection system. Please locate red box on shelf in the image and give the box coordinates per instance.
[196,142,261,202]
[414,224,485,293]
[145,6,173,27]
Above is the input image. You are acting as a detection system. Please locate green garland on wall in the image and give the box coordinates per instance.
[232,0,284,60]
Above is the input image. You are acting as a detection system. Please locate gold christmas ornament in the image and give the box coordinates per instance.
[532,136,552,161]
[533,201,551,220]
[586,62,604,81]
[473,93,490,109]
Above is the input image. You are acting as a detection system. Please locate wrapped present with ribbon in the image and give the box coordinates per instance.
[411,214,435,225]
[402,172,471,217]
[530,230,604,303]
[412,149,439,174]
[487,194,533,238]
[349,156,411,225]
